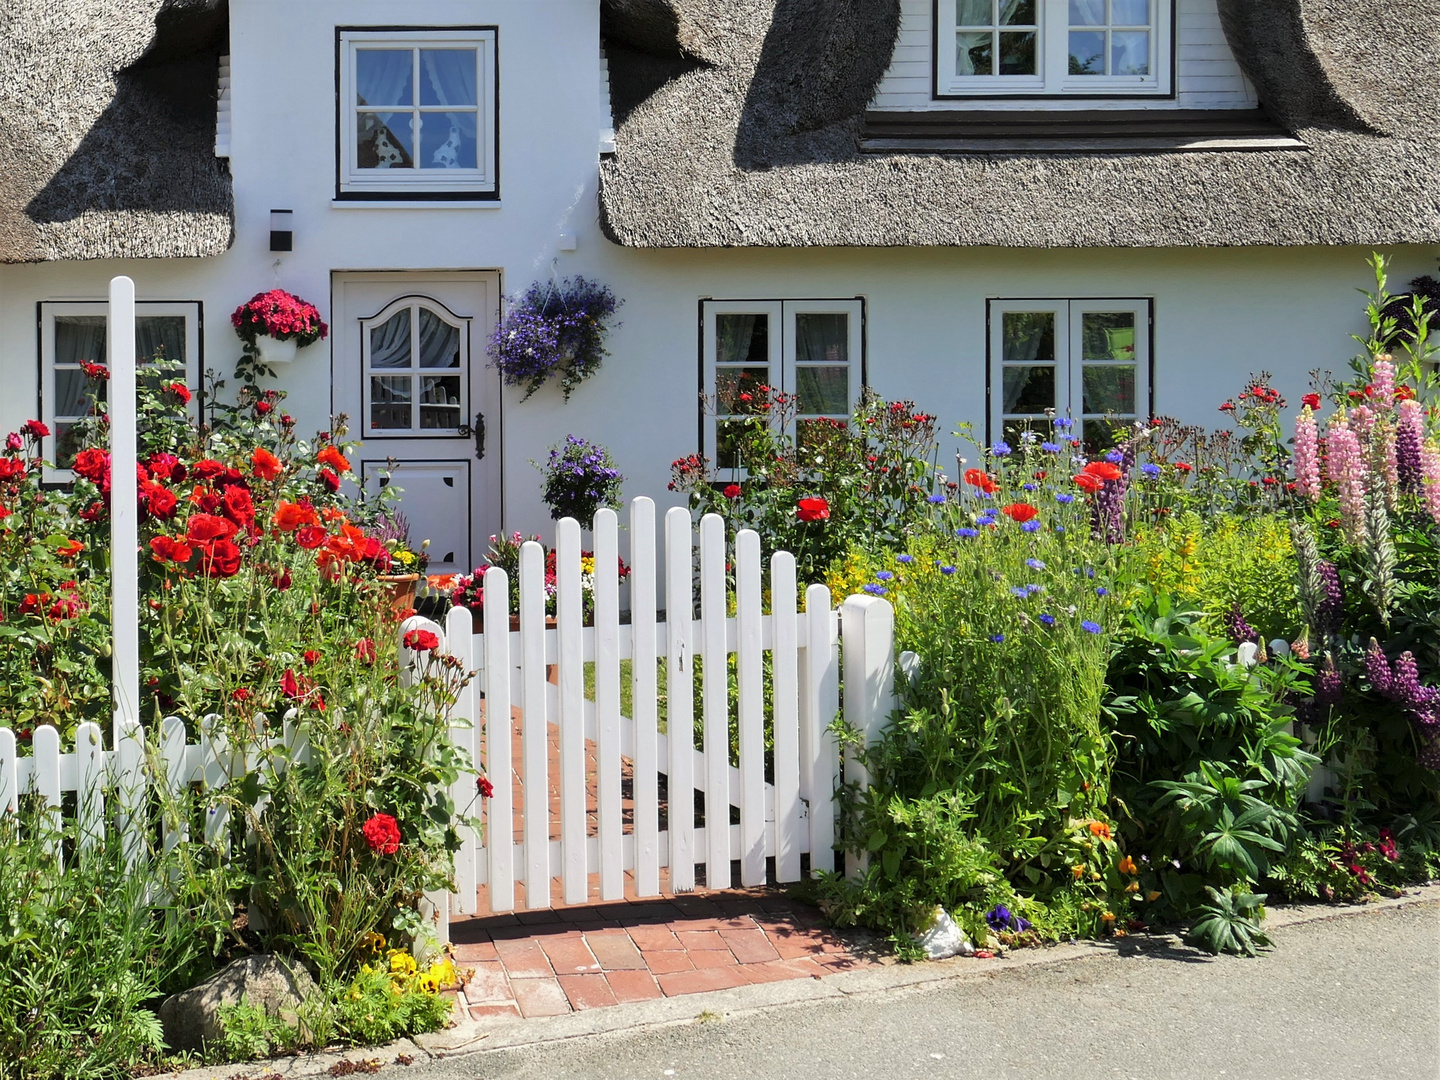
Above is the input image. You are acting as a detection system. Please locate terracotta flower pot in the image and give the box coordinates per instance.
[377,573,420,613]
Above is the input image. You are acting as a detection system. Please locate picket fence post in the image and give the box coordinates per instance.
[841,594,895,879]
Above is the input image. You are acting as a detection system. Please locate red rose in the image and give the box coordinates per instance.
[149,536,193,564]
[362,813,401,855]
[21,419,49,439]
[251,447,283,481]
[145,483,179,521]
[255,401,273,416]
[232,687,251,702]
[192,459,226,480]
[796,496,830,522]
[1001,503,1038,523]
[222,484,255,527]
[187,514,239,543]
[403,629,441,653]
[199,538,242,578]
[317,445,352,474]
[0,458,26,482]
[166,383,192,404]
[1301,393,1322,411]
[73,448,110,485]
[723,483,742,500]
[319,467,340,493]
[477,776,495,799]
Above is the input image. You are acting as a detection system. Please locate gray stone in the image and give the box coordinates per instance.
[159,954,316,1052]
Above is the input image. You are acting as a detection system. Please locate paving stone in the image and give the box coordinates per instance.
[656,965,748,996]
[450,940,500,964]
[467,1002,522,1022]
[719,928,781,964]
[558,973,618,1011]
[627,924,682,952]
[511,977,571,1018]
[642,950,696,975]
[584,932,647,971]
[605,968,664,1004]
[493,937,554,979]
[461,961,513,1004]
[735,957,827,984]
[675,929,725,951]
[537,935,602,975]
[689,948,739,969]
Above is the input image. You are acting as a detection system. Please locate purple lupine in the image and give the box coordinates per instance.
[1090,440,1134,544]
[1314,560,1344,638]
[1366,643,1440,770]
[1315,655,1343,708]
[1366,639,1395,697]
[1224,604,1260,645]
[1396,400,1425,495]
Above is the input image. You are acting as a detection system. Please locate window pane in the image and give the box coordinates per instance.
[998,31,1037,74]
[999,0,1035,24]
[417,309,461,368]
[356,50,413,106]
[420,112,477,170]
[1082,365,1137,415]
[715,366,770,413]
[957,32,994,75]
[55,424,84,470]
[1069,0,1105,24]
[1002,312,1055,363]
[371,376,412,431]
[1069,31,1106,74]
[357,113,414,169]
[1112,31,1150,75]
[795,366,850,415]
[716,314,769,366]
[54,368,89,419]
[957,0,992,26]
[54,316,107,366]
[370,310,412,368]
[1002,365,1056,414]
[1081,312,1137,360]
[795,313,848,362]
[419,49,478,106]
[1112,0,1151,25]
[137,316,186,366]
[716,420,748,471]
[418,376,463,429]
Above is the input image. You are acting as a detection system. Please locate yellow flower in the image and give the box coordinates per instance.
[418,973,439,994]
[1100,911,1116,924]
[388,950,418,977]
[363,931,386,954]
[428,959,458,988]
[1146,890,1163,902]
[1118,855,1137,876]
[1124,881,1140,893]
[1072,865,1084,881]
[1090,871,1101,882]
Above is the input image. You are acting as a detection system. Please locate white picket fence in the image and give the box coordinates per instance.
[0,498,898,943]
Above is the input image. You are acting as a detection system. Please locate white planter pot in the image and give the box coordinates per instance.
[256,336,298,365]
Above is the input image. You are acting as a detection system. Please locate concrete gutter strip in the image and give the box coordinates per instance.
[152,885,1440,1080]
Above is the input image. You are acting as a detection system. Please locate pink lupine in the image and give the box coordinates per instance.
[1325,415,1367,543]
[1370,355,1396,411]
[1294,406,1321,500]
[1349,403,1376,441]
[1422,440,1440,526]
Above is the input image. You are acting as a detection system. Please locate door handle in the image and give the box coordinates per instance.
[472,411,486,461]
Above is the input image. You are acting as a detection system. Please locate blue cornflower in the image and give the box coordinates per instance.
[876,570,894,581]
[990,634,1006,644]
[1021,520,1042,533]
[1022,483,1037,492]
[1096,586,1109,597]
[927,494,947,504]
[1020,429,1039,444]
[940,565,957,575]
[956,528,980,539]
[897,554,914,564]
[1011,586,1029,598]
[1081,620,1103,634]
[1054,418,1074,431]
[1105,449,1124,464]
[1055,493,1075,504]
[862,583,887,596]
[1041,441,1062,453]
[1140,463,1161,478]
[1055,525,1066,534]
[1026,584,1044,596]
[1026,558,1046,570]
[1039,613,1055,626]
[991,441,1013,457]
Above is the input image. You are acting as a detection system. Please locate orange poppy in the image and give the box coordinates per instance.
[1083,461,1123,482]
[272,501,320,532]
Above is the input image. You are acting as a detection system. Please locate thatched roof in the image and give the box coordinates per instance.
[0,0,234,264]
[598,0,1440,248]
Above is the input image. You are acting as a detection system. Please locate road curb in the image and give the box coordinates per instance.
[151,885,1440,1080]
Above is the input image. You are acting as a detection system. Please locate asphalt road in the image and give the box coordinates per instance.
[421,901,1439,1080]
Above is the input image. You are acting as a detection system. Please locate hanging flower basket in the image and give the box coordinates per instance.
[232,289,329,364]
[487,277,621,401]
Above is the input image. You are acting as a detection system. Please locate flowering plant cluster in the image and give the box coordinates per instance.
[231,289,329,349]
[538,434,625,523]
[448,531,631,621]
[487,276,621,400]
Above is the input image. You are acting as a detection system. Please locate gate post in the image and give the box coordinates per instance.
[840,594,895,879]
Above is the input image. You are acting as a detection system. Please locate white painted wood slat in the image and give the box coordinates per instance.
[699,513,730,890]
[770,550,802,883]
[556,517,588,906]
[519,540,551,907]
[734,529,766,887]
[630,497,661,897]
[594,508,625,901]
[484,566,516,912]
[664,506,696,892]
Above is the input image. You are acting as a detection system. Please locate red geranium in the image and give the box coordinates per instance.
[723,484,742,500]
[1001,503,1038,523]
[362,813,401,855]
[796,496,830,522]
[1301,393,1322,411]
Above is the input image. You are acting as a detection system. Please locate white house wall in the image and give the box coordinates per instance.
[0,0,1434,556]
[874,0,1259,112]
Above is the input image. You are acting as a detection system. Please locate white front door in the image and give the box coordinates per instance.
[333,272,501,576]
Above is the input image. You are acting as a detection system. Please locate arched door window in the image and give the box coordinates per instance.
[361,296,469,436]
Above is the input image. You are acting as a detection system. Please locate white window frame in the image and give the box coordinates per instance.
[39,301,201,481]
[937,0,1172,98]
[338,28,498,198]
[702,299,864,475]
[988,298,1151,445]
[360,295,471,439]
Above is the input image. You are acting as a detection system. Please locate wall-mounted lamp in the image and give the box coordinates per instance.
[269,209,294,252]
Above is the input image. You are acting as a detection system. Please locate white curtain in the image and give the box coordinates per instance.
[418,308,461,368]
[420,50,477,169]
[369,309,412,369]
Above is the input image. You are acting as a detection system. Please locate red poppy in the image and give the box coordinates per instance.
[1001,503,1038,523]
[281,668,300,699]
[273,500,320,532]
[273,568,293,591]
[362,813,401,855]
[303,649,321,667]
[149,536,193,564]
[1073,473,1103,493]
[187,514,239,543]
[295,525,327,550]
[199,538,242,578]
[1083,462,1123,482]
[55,539,83,559]
[1301,393,1322,411]
[251,447,283,481]
[723,483,742,500]
[796,496,830,522]
[963,468,1000,494]
[1174,462,1193,474]
[355,638,376,664]
[403,629,441,653]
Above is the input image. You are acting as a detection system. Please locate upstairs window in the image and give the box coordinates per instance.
[338,28,498,199]
[938,0,1171,97]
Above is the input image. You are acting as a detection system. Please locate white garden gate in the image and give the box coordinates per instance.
[406,499,899,936]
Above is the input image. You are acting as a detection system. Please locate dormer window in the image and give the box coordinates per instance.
[337,28,498,199]
[938,0,1172,97]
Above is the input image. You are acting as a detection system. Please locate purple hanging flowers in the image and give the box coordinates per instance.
[488,277,622,400]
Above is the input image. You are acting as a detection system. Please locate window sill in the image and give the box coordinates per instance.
[331,200,502,210]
